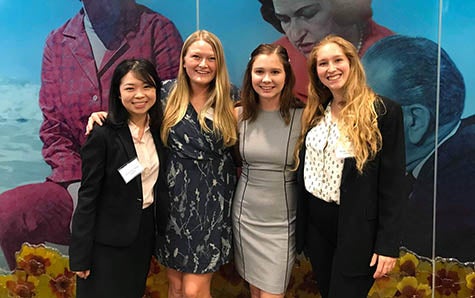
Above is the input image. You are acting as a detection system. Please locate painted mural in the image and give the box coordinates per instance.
[0,0,474,297]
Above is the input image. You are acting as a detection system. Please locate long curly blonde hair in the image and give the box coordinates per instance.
[161,30,237,147]
[294,35,382,173]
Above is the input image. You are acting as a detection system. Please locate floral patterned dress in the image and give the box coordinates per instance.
[157,103,237,273]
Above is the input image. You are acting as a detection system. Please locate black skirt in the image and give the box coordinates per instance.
[76,206,154,298]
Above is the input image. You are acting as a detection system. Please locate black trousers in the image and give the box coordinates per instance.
[76,205,155,298]
[304,192,374,298]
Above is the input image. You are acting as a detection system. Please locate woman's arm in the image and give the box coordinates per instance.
[69,127,107,272]
[372,98,407,278]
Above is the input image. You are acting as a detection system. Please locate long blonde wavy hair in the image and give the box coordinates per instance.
[160,30,237,147]
[294,35,382,173]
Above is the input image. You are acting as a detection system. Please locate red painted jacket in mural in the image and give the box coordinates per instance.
[39,5,183,184]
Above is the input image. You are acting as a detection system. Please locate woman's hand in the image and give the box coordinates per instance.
[74,270,91,279]
[85,111,108,135]
[370,253,396,279]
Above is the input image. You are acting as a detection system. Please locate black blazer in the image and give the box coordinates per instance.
[69,123,168,271]
[296,97,406,276]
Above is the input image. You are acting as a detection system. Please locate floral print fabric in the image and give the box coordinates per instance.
[157,104,236,273]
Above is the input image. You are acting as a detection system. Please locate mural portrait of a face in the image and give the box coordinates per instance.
[257,0,392,102]
[362,35,475,263]
[260,0,373,56]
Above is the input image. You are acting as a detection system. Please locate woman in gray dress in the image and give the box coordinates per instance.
[233,44,304,297]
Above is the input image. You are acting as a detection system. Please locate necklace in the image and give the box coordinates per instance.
[356,24,365,53]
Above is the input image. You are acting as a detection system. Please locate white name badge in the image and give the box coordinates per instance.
[335,140,355,159]
[118,158,143,184]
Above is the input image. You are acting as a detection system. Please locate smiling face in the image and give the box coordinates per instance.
[273,0,346,56]
[183,40,217,88]
[315,42,350,97]
[119,71,157,123]
[251,53,286,104]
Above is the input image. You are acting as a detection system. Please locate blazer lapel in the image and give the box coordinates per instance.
[150,129,162,154]
[97,42,130,78]
[116,126,143,194]
[63,11,99,88]
[117,125,135,158]
[340,158,355,187]
[297,138,307,186]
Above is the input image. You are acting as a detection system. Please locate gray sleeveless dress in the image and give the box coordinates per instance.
[232,108,302,294]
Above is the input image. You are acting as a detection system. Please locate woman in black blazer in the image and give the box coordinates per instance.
[69,59,168,298]
[293,35,406,298]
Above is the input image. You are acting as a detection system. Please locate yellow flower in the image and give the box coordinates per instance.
[393,250,432,285]
[398,252,419,276]
[143,257,168,297]
[396,276,431,298]
[15,243,67,277]
[47,269,75,298]
[430,259,475,298]
[3,244,74,298]
[466,272,475,290]
[369,274,398,297]
[0,271,40,298]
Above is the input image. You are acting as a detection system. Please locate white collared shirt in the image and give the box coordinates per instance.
[304,104,345,204]
[128,119,159,209]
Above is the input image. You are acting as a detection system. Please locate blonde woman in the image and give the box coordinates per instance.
[294,35,406,298]
[158,30,237,298]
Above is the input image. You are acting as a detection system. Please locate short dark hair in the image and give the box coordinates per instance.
[257,0,373,33]
[258,0,284,33]
[107,58,163,131]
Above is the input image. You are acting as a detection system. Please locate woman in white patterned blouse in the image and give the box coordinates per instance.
[293,35,406,298]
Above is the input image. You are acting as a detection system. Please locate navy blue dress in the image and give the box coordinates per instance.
[157,103,237,273]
